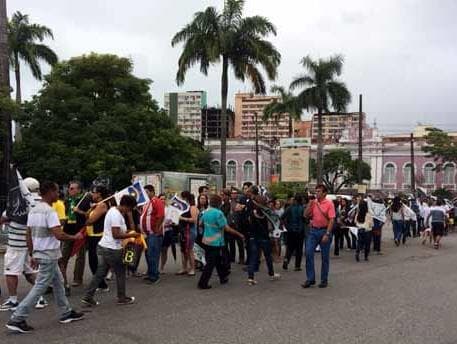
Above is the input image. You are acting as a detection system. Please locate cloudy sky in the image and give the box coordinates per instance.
[8,0,457,134]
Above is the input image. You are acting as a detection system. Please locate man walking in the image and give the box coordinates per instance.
[302,185,335,289]
[6,181,84,333]
[141,185,165,284]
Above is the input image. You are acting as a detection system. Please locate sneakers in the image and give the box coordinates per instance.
[301,280,316,288]
[270,273,281,281]
[117,296,135,305]
[143,277,160,285]
[247,279,257,286]
[59,310,85,324]
[35,297,48,309]
[80,296,100,307]
[6,319,34,333]
[0,300,19,312]
[96,287,110,293]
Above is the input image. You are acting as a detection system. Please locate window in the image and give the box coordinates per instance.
[243,161,254,181]
[384,163,395,184]
[443,163,455,184]
[227,161,237,182]
[210,160,221,174]
[403,163,412,185]
[423,163,435,184]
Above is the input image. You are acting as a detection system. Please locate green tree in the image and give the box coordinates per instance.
[13,53,210,188]
[263,85,301,137]
[290,55,351,184]
[268,181,308,200]
[423,128,457,167]
[171,0,281,186]
[310,149,371,194]
[8,11,58,103]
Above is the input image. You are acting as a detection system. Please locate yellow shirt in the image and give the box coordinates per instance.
[52,200,67,222]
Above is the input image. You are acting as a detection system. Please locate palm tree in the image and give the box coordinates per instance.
[8,11,58,103]
[290,55,351,184]
[263,85,301,137]
[171,0,281,186]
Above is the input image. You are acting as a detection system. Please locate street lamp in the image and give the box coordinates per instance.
[254,111,260,186]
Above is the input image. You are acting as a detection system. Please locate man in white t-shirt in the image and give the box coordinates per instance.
[6,182,85,334]
[81,195,139,307]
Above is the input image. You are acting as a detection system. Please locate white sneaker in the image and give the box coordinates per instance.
[35,297,48,309]
[270,273,281,281]
[0,300,19,312]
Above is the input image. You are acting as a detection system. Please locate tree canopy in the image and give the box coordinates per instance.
[423,128,457,168]
[310,149,371,193]
[13,53,210,189]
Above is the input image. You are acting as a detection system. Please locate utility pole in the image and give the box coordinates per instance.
[357,94,363,184]
[254,111,260,186]
[410,133,416,193]
[0,0,11,212]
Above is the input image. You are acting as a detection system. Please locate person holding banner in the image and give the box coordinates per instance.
[81,195,140,307]
[85,185,112,291]
[302,185,335,289]
[177,191,199,276]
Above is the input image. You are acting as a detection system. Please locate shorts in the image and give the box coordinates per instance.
[431,222,445,237]
[3,248,36,276]
[180,225,197,254]
[162,230,173,248]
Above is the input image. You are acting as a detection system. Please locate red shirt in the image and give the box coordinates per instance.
[140,197,165,235]
[310,198,336,229]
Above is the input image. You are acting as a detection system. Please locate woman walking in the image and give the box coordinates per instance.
[177,191,199,276]
[427,199,448,249]
[355,200,374,262]
[390,197,405,246]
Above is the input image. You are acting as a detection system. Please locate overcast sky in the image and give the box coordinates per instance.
[8,0,457,134]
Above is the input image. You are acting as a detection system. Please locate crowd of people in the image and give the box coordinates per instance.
[0,178,455,333]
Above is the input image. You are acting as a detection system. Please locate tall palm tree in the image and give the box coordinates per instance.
[290,55,351,184]
[171,0,281,186]
[8,11,58,103]
[263,85,301,137]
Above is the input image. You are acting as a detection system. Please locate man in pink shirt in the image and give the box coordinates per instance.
[303,184,335,289]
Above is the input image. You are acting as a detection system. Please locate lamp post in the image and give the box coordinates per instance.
[254,111,260,186]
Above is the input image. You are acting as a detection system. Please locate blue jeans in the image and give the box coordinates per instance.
[11,259,72,322]
[392,220,404,242]
[305,228,332,283]
[248,238,274,279]
[146,234,163,281]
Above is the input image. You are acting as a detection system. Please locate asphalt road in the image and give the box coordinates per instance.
[1,226,457,344]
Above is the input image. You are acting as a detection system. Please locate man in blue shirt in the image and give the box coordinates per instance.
[198,195,244,289]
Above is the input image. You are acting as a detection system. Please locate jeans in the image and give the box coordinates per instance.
[85,246,126,299]
[356,229,372,259]
[284,231,305,268]
[340,227,352,249]
[392,220,404,242]
[372,218,383,252]
[12,259,72,322]
[198,246,229,288]
[333,225,342,255]
[248,238,274,279]
[305,228,332,283]
[228,235,245,263]
[146,234,163,281]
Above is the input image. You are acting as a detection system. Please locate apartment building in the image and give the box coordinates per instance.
[234,93,290,145]
[164,91,207,141]
[201,107,235,141]
[311,112,366,143]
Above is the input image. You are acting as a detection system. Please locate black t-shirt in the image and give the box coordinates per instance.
[249,210,270,241]
[76,197,91,231]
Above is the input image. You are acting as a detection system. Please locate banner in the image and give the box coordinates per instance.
[166,195,190,225]
[367,198,387,223]
[114,181,148,206]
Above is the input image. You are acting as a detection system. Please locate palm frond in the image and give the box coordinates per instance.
[290,75,314,90]
[327,81,351,112]
[239,16,277,36]
[245,63,266,94]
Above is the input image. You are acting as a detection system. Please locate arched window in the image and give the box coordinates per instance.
[423,163,435,184]
[384,163,396,184]
[210,160,221,174]
[243,161,254,181]
[227,161,236,182]
[443,163,455,184]
[403,163,412,185]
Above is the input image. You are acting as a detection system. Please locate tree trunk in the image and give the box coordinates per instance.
[288,116,293,138]
[316,108,323,184]
[14,53,21,103]
[0,0,12,212]
[220,56,229,187]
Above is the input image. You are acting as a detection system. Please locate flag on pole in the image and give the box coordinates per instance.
[114,181,148,206]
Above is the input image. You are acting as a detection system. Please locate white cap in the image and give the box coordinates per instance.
[23,177,40,192]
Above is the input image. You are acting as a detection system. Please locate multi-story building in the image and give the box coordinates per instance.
[164,91,207,141]
[311,112,366,144]
[201,107,235,141]
[294,120,312,138]
[234,93,290,145]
